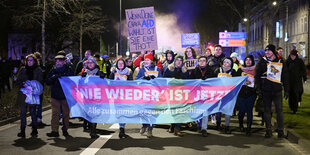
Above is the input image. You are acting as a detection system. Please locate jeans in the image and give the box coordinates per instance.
[201,116,209,130]
[36,94,44,121]
[142,124,153,130]
[238,95,257,124]
[119,123,126,128]
[216,113,231,126]
[263,91,284,130]
[20,104,37,128]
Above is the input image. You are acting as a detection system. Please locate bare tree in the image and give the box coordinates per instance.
[60,0,107,60]
[12,0,73,65]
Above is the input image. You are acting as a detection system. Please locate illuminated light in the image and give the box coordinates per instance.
[272,1,277,6]
[243,18,248,22]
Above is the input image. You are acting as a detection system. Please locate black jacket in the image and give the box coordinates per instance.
[190,65,214,80]
[254,56,289,93]
[208,54,226,72]
[46,64,74,100]
[163,63,189,79]
[237,55,256,98]
[286,56,307,94]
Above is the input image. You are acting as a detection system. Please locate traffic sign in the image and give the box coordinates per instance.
[219,32,246,40]
[219,39,245,47]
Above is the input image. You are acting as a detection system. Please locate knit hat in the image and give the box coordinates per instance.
[265,44,277,56]
[230,52,238,58]
[174,55,184,62]
[87,56,97,64]
[290,49,298,56]
[243,55,255,67]
[103,55,109,59]
[144,53,153,61]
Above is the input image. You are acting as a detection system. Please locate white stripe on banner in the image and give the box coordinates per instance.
[80,135,112,155]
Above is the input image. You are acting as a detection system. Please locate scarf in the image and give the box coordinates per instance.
[116,67,129,75]
[241,66,255,75]
[222,66,231,73]
[85,68,99,75]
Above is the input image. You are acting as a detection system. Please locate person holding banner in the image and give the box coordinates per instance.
[81,56,106,138]
[46,53,74,138]
[163,55,189,136]
[16,54,43,138]
[208,45,226,72]
[190,55,214,137]
[162,50,175,73]
[254,44,289,138]
[109,58,133,138]
[214,57,239,134]
[136,53,162,138]
[237,55,257,136]
[133,50,163,73]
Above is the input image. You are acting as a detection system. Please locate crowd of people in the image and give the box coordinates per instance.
[1,43,307,140]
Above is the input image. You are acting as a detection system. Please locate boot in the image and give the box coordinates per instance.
[174,128,183,137]
[201,130,208,137]
[147,128,153,138]
[90,123,98,138]
[140,127,146,135]
[224,126,231,134]
[239,119,244,132]
[216,122,221,130]
[31,126,38,137]
[17,127,26,138]
[119,127,127,138]
[278,130,285,139]
[265,129,272,138]
[167,124,175,133]
[246,123,252,136]
[63,130,70,137]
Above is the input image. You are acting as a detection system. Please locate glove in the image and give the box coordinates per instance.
[284,92,289,100]
[81,72,87,77]
[150,75,156,79]
[144,76,151,80]
[99,72,105,79]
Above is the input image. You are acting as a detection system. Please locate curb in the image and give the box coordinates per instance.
[0,105,51,127]
[272,118,310,153]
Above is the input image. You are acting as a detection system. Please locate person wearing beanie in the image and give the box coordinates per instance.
[135,53,162,138]
[162,50,175,73]
[213,57,239,134]
[80,56,105,138]
[189,55,214,137]
[254,44,289,138]
[286,49,307,114]
[237,55,257,136]
[109,58,133,138]
[133,50,163,72]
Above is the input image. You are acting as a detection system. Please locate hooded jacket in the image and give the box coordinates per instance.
[214,57,239,77]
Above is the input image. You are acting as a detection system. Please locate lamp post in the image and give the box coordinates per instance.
[119,0,122,56]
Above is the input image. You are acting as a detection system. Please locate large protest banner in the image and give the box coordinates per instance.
[126,7,158,52]
[59,76,246,124]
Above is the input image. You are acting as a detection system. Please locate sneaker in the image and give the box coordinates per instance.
[201,130,208,137]
[46,131,59,137]
[167,126,174,133]
[224,126,231,134]
[90,133,99,139]
[140,127,146,135]
[17,131,25,138]
[31,128,38,137]
[119,128,127,138]
[147,129,153,138]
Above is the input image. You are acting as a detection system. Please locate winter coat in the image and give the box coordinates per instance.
[238,55,256,98]
[75,58,87,75]
[190,65,214,80]
[16,66,43,106]
[163,63,189,79]
[254,56,289,93]
[133,55,163,73]
[286,56,307,94]
[135,63,162,80]
[109,67,133,80]
[208,54,226,72]
[46,64,74,100]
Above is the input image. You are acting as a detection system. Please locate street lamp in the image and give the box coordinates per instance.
[243,18,248,22]
[272,1,277,6]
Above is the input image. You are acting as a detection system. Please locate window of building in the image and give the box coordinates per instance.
[301,18,304,33]
[304,17,308,32]
[276,21,283,38]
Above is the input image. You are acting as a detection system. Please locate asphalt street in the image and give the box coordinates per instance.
[0,109,307,155]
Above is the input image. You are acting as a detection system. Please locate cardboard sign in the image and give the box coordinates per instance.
[126,7,158,52]
[181,33,200,48]
[184,59,197,70]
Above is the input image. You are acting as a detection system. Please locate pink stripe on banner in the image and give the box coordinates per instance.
[71,85,235,104]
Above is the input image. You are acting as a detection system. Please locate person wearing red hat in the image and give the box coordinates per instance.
[133,50,163,72]
[286,49,307,114]
[135,53,162,138]
[254,44,289,138]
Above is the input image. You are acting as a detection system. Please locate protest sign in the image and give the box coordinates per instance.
[126,7,158,52]
[184,59,198,70]
[59,76,246,124]
[181,33,200,48]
